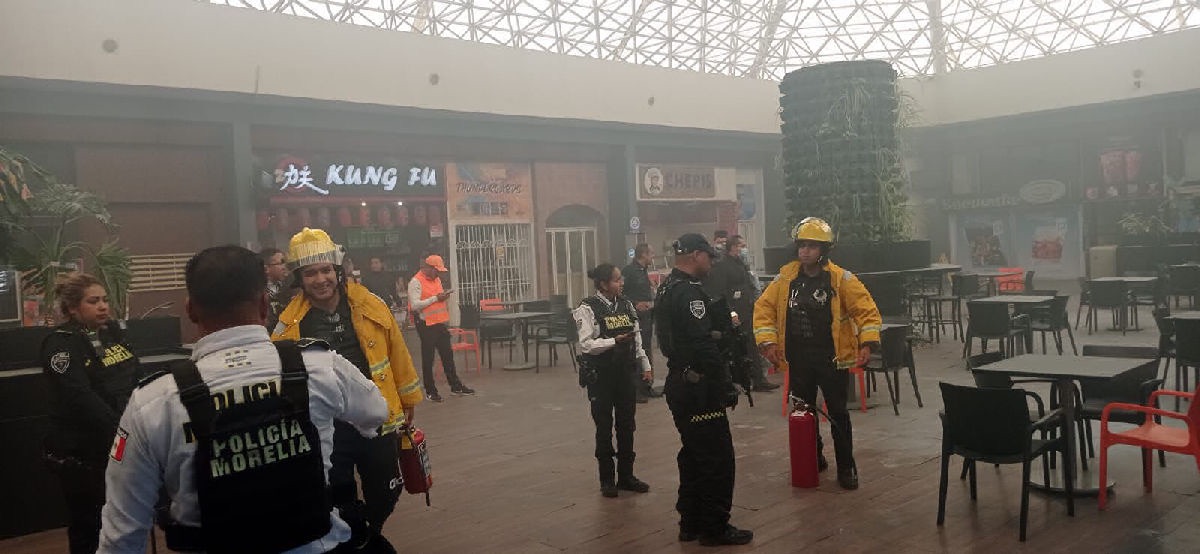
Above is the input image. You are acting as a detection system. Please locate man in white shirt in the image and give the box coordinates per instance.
[98,245,388,553]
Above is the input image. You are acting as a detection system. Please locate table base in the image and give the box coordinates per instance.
[502,362,537,371]
[1029,471,1114,497]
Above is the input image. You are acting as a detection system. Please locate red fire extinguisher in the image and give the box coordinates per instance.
[789,396,819,488]
[399,426,433,506]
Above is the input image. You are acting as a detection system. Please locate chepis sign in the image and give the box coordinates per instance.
[275,156,439,196]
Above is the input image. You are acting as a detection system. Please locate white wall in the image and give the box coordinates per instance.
[0,0,780,134]
[2,0,1199,132]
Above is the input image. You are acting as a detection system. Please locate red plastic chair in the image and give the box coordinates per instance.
[448,327,481,374]
[1098,389,1200,510]
[996,267,1025,293]
[479,298,505,312]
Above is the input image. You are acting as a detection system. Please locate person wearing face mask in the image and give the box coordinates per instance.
[574,263,654,498]
[40,273,143,554]
[702,235,778,392]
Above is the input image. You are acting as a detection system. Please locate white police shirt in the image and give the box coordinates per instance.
[99,325,388,553]
[573,293,652,373]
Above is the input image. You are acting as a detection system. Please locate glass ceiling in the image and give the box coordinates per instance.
[205,1,1200,79]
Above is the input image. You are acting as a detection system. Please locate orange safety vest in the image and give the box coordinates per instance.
[415,272,450,325]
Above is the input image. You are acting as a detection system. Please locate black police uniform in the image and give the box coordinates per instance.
[785,268,854,472]
[40,320,142,554]
[656,267,745,543]
[578,295,640,486]
[703,253,771,389]
[622,260,656,399]
[299,295,402,552]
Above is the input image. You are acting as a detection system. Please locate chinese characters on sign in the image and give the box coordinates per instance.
[636,165,717,201]
[273,156,440,196]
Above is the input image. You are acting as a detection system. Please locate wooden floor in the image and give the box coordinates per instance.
[5,308,1200,553]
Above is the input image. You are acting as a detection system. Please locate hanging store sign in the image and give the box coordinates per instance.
[636,164,717,201]
[445,163,533,222]
[942,180,1072,211]
[266,154,443,197]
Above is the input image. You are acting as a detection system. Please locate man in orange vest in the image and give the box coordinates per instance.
[407,254,475,402]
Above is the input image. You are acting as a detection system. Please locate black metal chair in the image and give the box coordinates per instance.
[472,304,518,369]
[924,273,979,343]
[863,325,922,415]
[532,310,577,373]
[1167,265,1200,309]
[1153,307,1177,392]
[1086,280,1132,335]
[1174,318,1200,412]
[1075,277,1091,330]
[1076,345,1165,469]
[1027,295,1078,355]
[937,382,1073,542]
[963,301,1028,360]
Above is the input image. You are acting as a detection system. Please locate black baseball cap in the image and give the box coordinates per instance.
[673,233,717,256]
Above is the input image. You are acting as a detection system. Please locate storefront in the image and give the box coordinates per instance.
[443,163,538,316]
[256,152,448,304]
[633,164,766,269]
[945,180,1084,279]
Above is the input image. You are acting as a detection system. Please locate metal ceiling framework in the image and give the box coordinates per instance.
[201,1,1200,79]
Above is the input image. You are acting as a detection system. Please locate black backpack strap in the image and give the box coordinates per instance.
[272,340,311,418]
[169,360,215,440]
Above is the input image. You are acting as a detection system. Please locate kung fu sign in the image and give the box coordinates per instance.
[265,154,444,198]
[636,164,717,201]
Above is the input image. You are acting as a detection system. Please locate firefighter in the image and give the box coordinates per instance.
[573,263,653,498]
[99,246,388,553]
[753,217,882,490]
[655,234,753,547]
[272,228,424,553]
[40,273,143,554]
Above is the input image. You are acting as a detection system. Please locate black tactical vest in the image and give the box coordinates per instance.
[580,295,638,374]
[168,340,330,553]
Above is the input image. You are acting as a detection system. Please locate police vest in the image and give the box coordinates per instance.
[580,295,638,374]
[168,340,330,554]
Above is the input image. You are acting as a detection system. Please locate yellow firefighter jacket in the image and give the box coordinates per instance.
[272,281,423,433]
[752,260,883,370]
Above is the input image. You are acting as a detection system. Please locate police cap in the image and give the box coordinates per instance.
[673,233,717,257]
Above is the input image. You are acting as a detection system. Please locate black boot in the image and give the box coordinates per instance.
[598,456,617,497]
[616,455,648,492]
[837,466,859,490]
[699,525,754,546]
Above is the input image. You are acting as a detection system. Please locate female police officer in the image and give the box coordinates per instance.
[40,273,142,553]
[573,263,653,497]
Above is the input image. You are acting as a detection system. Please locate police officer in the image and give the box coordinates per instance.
[574,263,653,498]
[272,228,424,553]
[40,273,142,554]
[621,243,659,401]
[702,234,779,392]
[655,234,753,547]
[753,217,883,490]
[98,245,388,553]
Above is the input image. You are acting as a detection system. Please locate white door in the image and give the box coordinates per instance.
[546,226,598,306]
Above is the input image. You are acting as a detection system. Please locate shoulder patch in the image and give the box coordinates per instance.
[49,351,71,373]
[297,338,330,350]
[109,427,128,463]
[689,300,707,319]
[136,370,170,389]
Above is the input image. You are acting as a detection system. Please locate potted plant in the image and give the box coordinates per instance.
[773,60,928,274]
[1,147,132,323]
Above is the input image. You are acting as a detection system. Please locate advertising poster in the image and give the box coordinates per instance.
[954,211,1011,270]
[1011,208,1083,279]
[444,163,533,222]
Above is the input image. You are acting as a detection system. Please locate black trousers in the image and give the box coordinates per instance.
[665,372,735,536]
[56,463,105,554]
[414,318,463,395]
[788,359,855,470]
[328,423,403,541]
[588,370,638,482]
